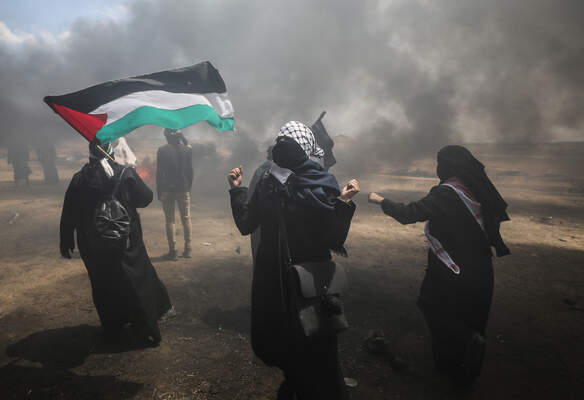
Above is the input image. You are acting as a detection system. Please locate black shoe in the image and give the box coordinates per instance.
[131,320,161,347]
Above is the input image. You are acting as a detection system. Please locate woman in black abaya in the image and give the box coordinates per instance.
[228,121,360,399]
[369,145,510,383]
[60,142,171,345]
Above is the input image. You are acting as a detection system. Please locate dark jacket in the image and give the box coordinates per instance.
[60,162,171,329]
[229,173,355,365]
[156,143,193,195]
[381,184,494,335]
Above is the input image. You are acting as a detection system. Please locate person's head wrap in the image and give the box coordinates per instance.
[277,121,324,159]
[164,128,181,145]
[89,141,114,178]
[437,145,510,256]
[270,121,340,212]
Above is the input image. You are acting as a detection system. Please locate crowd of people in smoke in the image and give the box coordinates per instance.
[51,121,510,399]
[4,135,59,186]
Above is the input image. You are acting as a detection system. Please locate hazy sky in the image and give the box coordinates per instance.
[0,1,127,34]
[1,0,583,159]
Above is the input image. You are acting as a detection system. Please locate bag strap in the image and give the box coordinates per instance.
[111,166,128,197]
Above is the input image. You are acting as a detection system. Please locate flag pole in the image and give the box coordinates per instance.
[96,144,115,162]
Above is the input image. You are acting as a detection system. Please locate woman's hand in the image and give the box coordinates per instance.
[339,179,360,202]
[228,165,243,188]
[368,192,384,204]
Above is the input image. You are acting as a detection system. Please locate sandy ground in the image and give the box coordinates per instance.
[0,142,583,399]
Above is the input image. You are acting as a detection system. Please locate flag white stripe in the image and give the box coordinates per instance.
[89,90,234,125]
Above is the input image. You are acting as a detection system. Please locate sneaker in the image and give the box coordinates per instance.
[159,306,177,323]
[182,248,192,258]
[164,250,178,261]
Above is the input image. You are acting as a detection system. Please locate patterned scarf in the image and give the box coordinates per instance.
[278,121,324,159]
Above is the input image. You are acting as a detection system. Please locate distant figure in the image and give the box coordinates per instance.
[228,121,360,399]
[369,145,510,384]
[7,136,31,186]
[34,136,59,184]
[60,142,171,345]
[156,129,193,260]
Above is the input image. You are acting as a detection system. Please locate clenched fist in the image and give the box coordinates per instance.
[228,165,243,188]
[338,178,360,203]
[368,192,384,204]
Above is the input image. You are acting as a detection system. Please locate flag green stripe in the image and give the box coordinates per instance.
[95,104,234,143]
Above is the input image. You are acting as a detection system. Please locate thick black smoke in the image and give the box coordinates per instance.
[1,0,583,172]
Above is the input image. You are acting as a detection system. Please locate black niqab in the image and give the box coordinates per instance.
[437,145,510,257]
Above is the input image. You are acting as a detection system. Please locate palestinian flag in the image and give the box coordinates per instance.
[43,61,234,144]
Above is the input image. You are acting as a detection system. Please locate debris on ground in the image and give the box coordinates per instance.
[203,242,212,246]
[363,330,408,373]
[235,246,240,254]
[8,212,20,224]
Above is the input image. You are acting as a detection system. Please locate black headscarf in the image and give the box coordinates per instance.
[272,137,340,212]
[437,145,510,257]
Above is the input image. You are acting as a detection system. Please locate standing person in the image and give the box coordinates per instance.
[34,136,59,184]
[156,129,193,260]
[228,121,360,400]
[7,136,31,187]
[60,142,172,345]
[368,145,510,384]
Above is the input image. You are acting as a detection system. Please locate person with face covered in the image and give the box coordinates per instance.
[369,145,510,384]
[228,121,360,400]
[59,141,172,345]
[156,128,194,260]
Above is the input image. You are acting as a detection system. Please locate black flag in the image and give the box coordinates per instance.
[311,111,336,170]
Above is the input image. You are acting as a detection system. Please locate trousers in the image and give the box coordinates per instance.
[160,191,192,251]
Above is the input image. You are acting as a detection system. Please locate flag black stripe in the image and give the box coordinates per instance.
[44,61,227,114]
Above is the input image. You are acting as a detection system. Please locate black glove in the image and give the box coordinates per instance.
[60,244,74,259]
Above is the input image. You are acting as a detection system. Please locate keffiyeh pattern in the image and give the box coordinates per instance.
[278,121,324,158]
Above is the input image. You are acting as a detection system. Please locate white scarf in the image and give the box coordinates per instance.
[89,144,115,178]
[424,182,485,275]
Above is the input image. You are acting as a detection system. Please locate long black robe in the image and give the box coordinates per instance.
[60,161,171,335]
[381,184,493,373]
[230,173,355,400]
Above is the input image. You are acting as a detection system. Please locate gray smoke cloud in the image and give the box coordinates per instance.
[1,0,583,173]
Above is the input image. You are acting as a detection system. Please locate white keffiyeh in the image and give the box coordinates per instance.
[278,121,324,159]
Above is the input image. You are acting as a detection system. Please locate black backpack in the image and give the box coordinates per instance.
[92,167,131,251]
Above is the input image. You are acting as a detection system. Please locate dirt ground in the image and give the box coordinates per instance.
[0,141,583,399]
